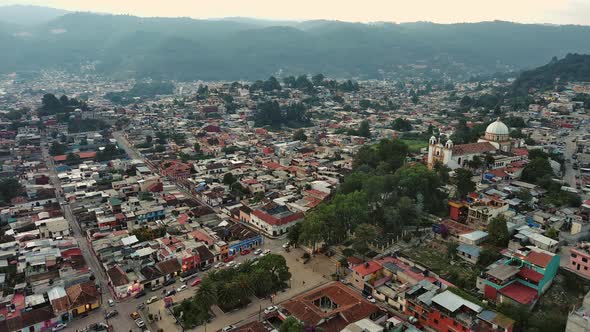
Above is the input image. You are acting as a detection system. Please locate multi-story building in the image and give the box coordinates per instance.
[478,247,560,308]
[569,243,590,279]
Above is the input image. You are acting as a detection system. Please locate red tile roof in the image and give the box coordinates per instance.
[251,209,303,226]
[452,142,496,156]
[517,267,544,283]
[66,281,99,308]
[525,251,553,268]
[498,282,538,305]
[281,282,380,332]
[352,261,382,276]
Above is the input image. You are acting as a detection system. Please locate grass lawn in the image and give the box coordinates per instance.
[400,139,428,153]
[402,244,482,289]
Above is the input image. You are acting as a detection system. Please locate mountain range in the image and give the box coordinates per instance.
[2,5,590,80]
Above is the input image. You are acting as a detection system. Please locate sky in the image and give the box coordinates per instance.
[1,0,590,25]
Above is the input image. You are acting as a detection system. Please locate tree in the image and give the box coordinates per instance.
[223,172,236,186]
[454,169,476,199]
[280,317,304,332]
[357,120,371,138]
[49,142,67,156]
[66,152,81,165]
[546,227,558,240]
[287,223,301,246]
[447,242,459,259]
[478,248,501,266]
[352,224,378,255]
[521,157,553,183]
[487,215,510,247]
[391,118,412,131]
[299,212,324,252]
[154,144,165,153]
[193,143,200,153]
[514,188,533,204]
[292,129,307,141]
[312,74,325,86]
[0,178,24,204]
[467,155,483,171]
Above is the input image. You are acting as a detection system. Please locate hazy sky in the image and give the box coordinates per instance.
[2,0,590,25]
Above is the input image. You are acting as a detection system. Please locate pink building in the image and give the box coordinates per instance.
[569,243,590,278]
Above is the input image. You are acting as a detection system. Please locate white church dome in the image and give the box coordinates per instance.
[485,118,509,136]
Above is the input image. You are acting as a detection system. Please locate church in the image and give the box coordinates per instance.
[427,118,517,170]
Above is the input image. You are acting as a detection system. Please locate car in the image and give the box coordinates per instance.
[134,290,146,299]
[191,278,202,287]
[240,249,251,255]
[254,249,262,255]
[147,296,159,304]
[223,256,234,263]
[366,296,376,303]
[108,299,115,307]
[201,265,211,271]
[177,285,188,292]
[104,309,119,319]
[52,323,67,331]
[135,319,145,328]
[130,311,141,320]
[163,278,176,286]
[264,305,278,314]
[215,262,225,269]
[263,249,271,255]
[282,243,290,249]
[151,284,163,291]
[166,289,177,296]
[226,261,236,268]
[222,325,236,332]
[137,303,146,310]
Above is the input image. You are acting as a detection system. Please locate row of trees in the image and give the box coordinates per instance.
[175,254,290,328]
[254,101,310,128]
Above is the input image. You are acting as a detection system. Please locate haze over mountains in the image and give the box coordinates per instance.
[2,5,590,80]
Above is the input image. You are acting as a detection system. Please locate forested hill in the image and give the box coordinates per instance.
[511,54,590,95]
[3,9,590,80]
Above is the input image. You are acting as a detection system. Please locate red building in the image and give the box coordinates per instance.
[406,287,513,332]
[161,160,192,179]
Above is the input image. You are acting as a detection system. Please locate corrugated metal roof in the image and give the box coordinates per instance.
[431,290,482,313]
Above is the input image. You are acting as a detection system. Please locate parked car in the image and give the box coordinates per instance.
[107,299,115,307]
[134,290,146,299]
[137,303,146,310]
[163,278,176,286]
[254,249,262,255]
[104,309,119,319]
[222,325,236,332]
[282,243,290,249]
[201,265,211,271]
[147,296,159,304]
[52,323,67,332]
[263,249,271,255]
[176,285,187,292]
[215,262,225,269]
[151,284,163,291]
[367,296,376,303]
[130,311,141,320]
[135,319,145,328]
[223,256,234,263]
[240,249,251,255]
[226,261,236,268]
[191,278,202,287]
[264,306,278,314]
[166,289,177,297]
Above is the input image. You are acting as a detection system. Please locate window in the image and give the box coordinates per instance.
[572,253,578,258]
[583,257,588,263]
[433,319,439,325]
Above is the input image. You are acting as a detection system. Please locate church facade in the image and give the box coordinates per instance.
[427,119,515,170]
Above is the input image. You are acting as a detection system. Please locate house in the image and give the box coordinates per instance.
[350,261,383,293]
[281,282,385,332]
[65,281,101,317]
[249,203,304,236]
[406,289,514,332]
[457,244,480,264]
[566,289,590,332]
[107,265,132,299]
[568,243,590,279]
[161,160,192,179]
[478,247,560,307]
[156,258,182,280]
